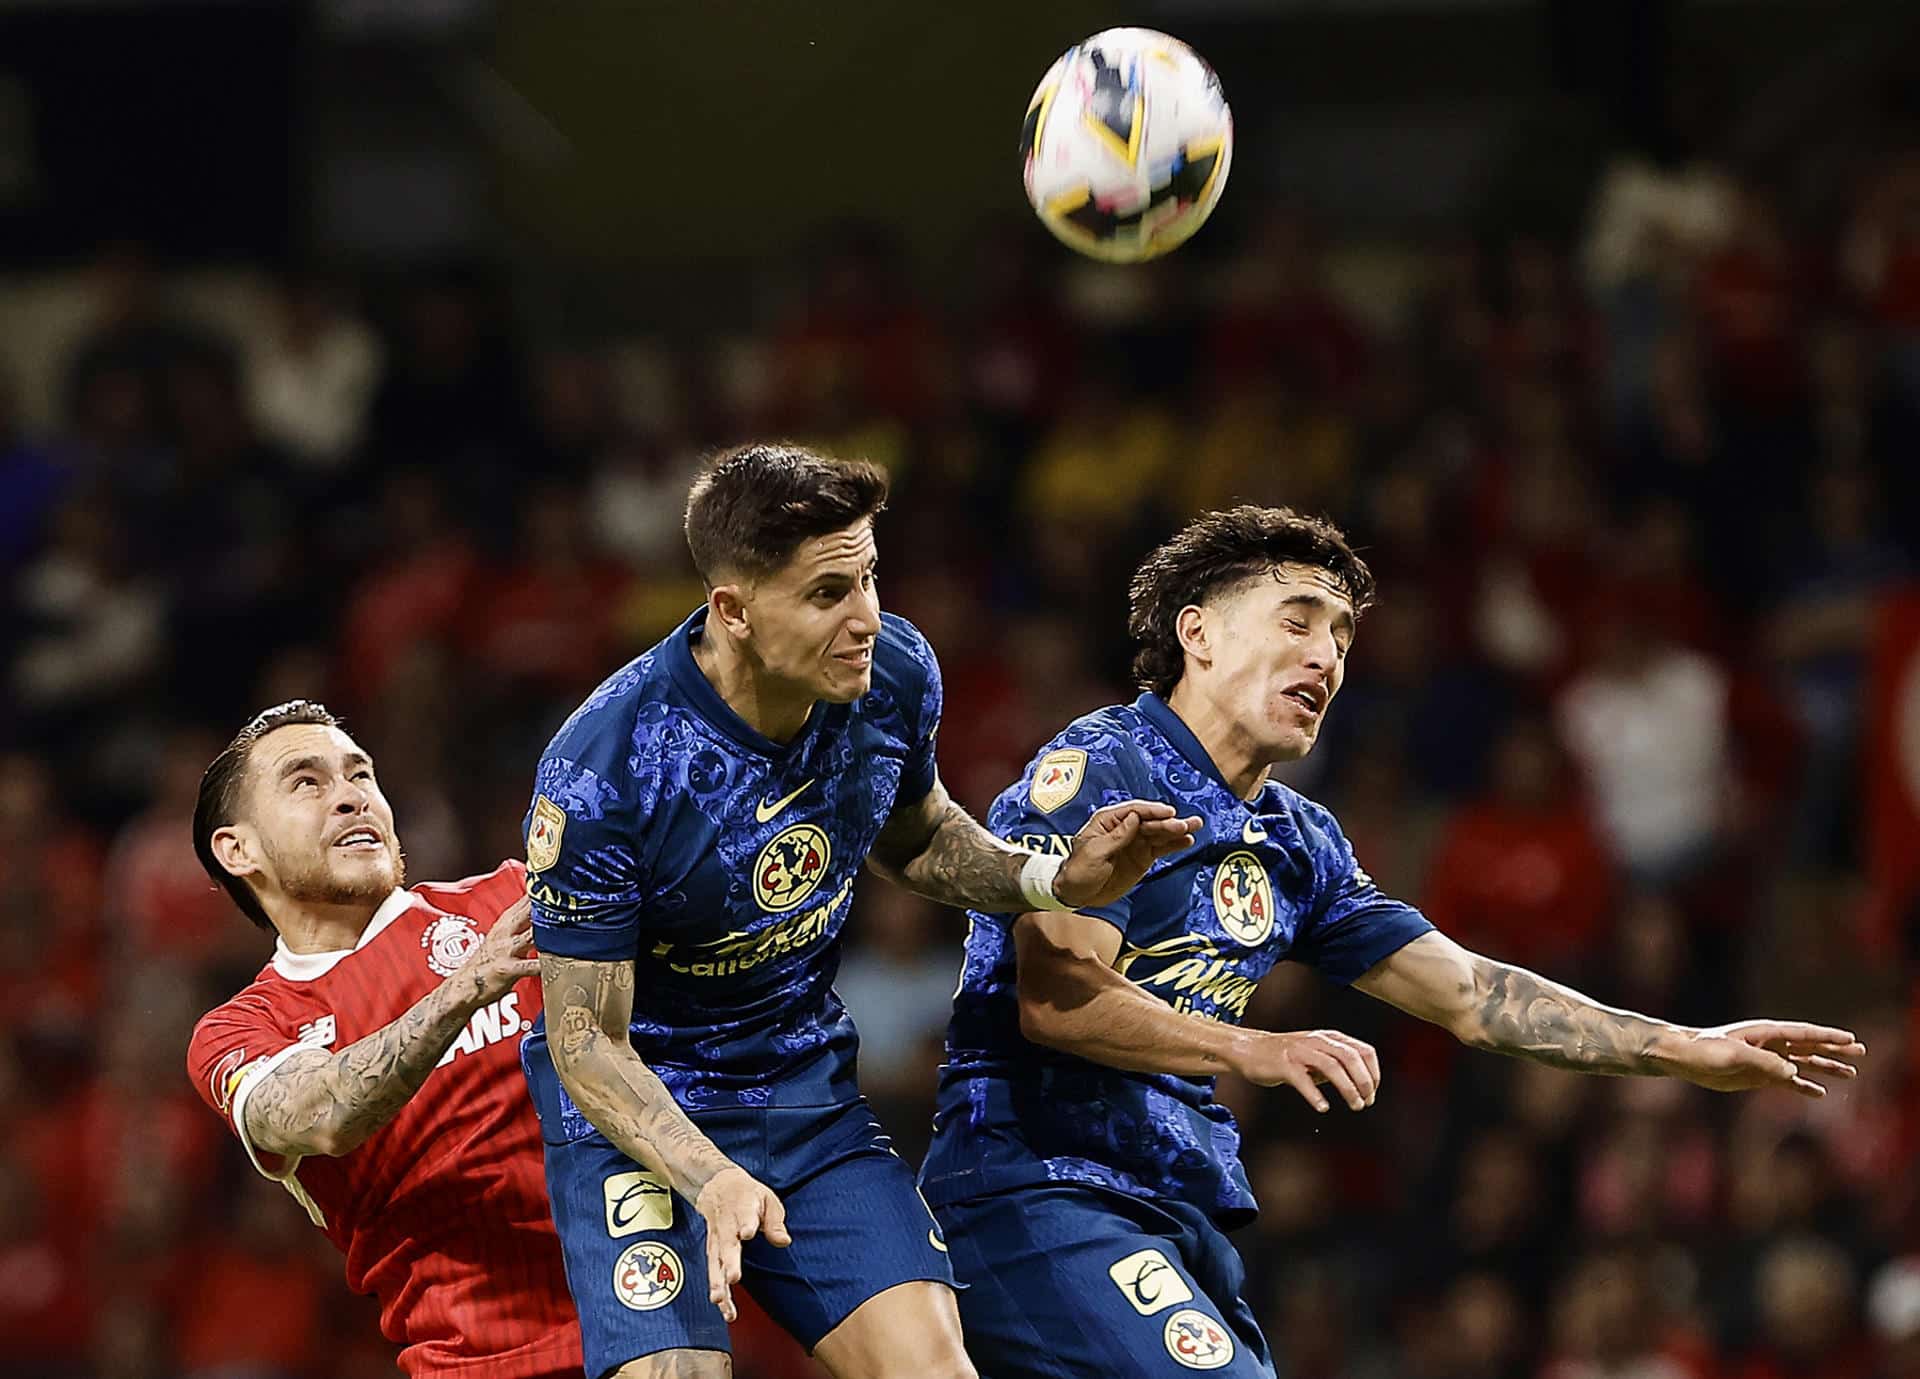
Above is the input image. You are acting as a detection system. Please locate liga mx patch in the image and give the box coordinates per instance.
[1030,748,1087,813]
[1107,1247,1194,1315]
[603,1170,673,1238]
[527,795,566,872]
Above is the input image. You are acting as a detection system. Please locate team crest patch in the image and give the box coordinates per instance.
[421,914,481,977]
[210,1048,249,1114]
[527,795,566,872]
[1212,850,1275,946]
[1107,1247,1194,1316]
[1029,748,1087,814]
[1164,1309,1235,1369]
[603,1170,672,1238]
[612,1240,684,1311]
[753,822,832,912]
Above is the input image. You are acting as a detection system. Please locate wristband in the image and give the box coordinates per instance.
[1018,850,1075,913]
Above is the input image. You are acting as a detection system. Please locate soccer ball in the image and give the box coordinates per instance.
[1019,28,1233,263]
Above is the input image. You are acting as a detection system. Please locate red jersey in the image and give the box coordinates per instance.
[185,861,581,1379]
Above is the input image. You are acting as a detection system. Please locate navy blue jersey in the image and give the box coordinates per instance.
[919,692,1431,1226]
[522,609,941,1118]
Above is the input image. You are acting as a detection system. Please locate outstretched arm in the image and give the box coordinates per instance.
[865,776,1200,913]
[244,896,539,1159]
[1354,931,1865,1095]
[539,951,787,1321]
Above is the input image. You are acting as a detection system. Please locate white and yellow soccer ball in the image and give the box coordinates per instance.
[1019,27,1233,263]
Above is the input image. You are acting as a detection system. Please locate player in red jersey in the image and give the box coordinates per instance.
[185,700,583,1379]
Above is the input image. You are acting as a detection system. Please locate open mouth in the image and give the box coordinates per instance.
[834,648,874,669]
[333,827,384,852]
[1283,684,1325,717]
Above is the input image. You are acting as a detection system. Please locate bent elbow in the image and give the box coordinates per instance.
[1017,995,1059,1049]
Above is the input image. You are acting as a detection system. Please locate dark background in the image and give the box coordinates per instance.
[2,2,1919,1376]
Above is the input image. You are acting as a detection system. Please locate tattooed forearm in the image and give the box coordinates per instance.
[1460,957,1677,1075]
[539,952,735,1199]
[244,967,492,1158]
[868,780,1032,912]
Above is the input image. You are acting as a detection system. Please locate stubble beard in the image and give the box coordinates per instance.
[269,839,406,908]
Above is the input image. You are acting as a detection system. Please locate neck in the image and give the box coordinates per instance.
[268,894,385,954]
[1164,682,1272,801]
[692,626,815,744]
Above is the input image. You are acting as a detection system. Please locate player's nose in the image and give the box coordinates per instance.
[847,580,882,635]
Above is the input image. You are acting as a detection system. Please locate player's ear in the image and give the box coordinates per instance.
[1175,604,1211,669]
[211,824,265,882]
[708,582,751,639]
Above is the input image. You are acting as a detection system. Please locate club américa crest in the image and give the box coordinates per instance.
[1211,850,1274,946]
[753,823,832,912]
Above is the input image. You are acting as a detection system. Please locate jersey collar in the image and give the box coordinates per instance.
[1134,691,1243,798]
[666,606,822,757]
[270,887,412,982]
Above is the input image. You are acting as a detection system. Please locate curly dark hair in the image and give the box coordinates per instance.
[1127,505,1376,698]
[193,699,341,931]
[684,443,889,584]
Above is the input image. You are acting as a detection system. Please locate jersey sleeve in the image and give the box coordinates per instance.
[525,753,647,962]
[880,613,944,806]
[1290,801,1433,984]
[984,722,1148,936]
[186,996,309,1183]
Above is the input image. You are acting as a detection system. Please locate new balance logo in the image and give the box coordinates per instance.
[296,1015,337,1049]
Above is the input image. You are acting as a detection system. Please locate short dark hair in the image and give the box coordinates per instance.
[683,443,889,584]
[1128,505,1377,698]
[193,700,341,931]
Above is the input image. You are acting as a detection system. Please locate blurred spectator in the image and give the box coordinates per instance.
[0,368,70,574]
[1422,715,1614,969]
[1735,1237,1871,1379]
[245,269,384,475]
[1555,603,1732,884]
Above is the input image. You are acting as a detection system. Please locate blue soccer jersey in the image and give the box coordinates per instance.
[521,607,942,1118]
[919,691,1432,1227]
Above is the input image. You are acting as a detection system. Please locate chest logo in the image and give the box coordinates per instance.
[1212,850,1274,946]
[754,823,832,912]
[1030,748,1087,814]
[755,778,816,824]
[527,795,566,872]
[421,914,481,976]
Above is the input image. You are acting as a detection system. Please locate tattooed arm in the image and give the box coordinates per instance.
[1354,931,1864,1095]
[865,776,1201,912]
[539,950,788,1321]
[243,895,539,1159]
[537,950,734,1195]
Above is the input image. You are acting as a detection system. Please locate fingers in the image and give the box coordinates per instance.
[704,1222,743,1323]
[1301,1046,1366,1112]
[1278,1065,1331,1114]
[760,1187,792,1247]
[1746,1021,1861,1049]
[1788,1054,1858,1081]
[1313,1037,1374,1113]
[509,956,542,980]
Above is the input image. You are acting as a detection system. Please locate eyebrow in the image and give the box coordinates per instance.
[276,751,372,782]
[1279,593,1357,637]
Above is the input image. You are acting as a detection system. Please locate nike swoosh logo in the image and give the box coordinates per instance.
[755,779,816,824]
[1242,818,1267,845]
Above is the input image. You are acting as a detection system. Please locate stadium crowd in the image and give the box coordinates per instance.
[3,144,1920,1379]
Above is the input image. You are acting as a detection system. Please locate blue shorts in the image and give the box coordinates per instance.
[541,1098,955,1376]
[933,1183,1274,1379]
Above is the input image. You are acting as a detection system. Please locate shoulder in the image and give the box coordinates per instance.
[872,612,940,694]
[986,703,1147,827]
[407,859,526,923]
[1266,781,1355,865]
[543,646,669,768]
[537,648,676,825]
[187,978,292,1073]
